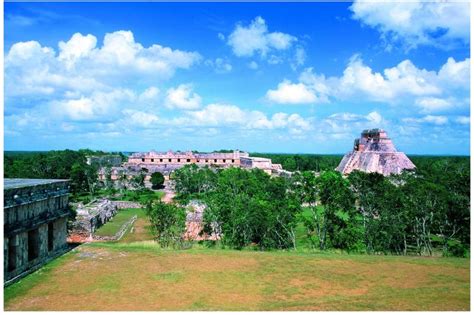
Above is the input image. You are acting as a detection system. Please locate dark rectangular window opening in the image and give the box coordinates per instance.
[186,159,191,162]
[159,159,163,162]
[177,159,181,162]
[151,159,154,162]
[48,222,55,252]
[205,159,208,163]
[169,159,172,162]
[8,237,17,272]
[223,159,226,163]
[28,229,39,262]
[232,159,235,163]
[141,158,145,162]
[214,159,217,163]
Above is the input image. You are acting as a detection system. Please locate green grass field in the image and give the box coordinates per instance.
[4,212,470,311]
[94,208,145,237]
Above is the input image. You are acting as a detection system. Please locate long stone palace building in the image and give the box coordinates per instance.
[98,150,283,182]
[4,179,70,285]
[336,129,416,176]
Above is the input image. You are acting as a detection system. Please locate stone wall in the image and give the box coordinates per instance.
[69,199,118,242]
[4,179,70,285]
[111,201,143,209]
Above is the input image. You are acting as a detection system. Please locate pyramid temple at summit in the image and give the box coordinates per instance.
[336,129,416,176]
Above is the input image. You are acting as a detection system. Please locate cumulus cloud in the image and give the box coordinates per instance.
[122,109,159,128]
[265,80,318,104]
[414,97,453,113]
[58,33,97,69]
[171,103,312,134]
[227,16,296,57]
[50,88,135,122]
[165,84,202,110]
[5,30,201,102]
[266,55,470,106]
[350,0,470,49]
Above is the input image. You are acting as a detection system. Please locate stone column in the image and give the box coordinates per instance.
[38,223,49,258]
[53,217,67,251]
[17,231,29,274]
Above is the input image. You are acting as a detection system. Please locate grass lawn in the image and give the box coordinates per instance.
[94,208,145,237]
[4,240,470,311]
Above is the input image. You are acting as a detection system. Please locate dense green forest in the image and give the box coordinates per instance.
[4,150,125,195]
[167,156,469,257]
[5,150,470,256]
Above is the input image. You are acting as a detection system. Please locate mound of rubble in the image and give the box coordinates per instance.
[68,199,118,242]
[336,129,416,176]
[183,200,220,241]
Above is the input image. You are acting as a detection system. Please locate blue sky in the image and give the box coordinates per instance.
[5,2,471,154]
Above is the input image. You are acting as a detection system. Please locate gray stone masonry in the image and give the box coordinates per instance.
[4,179,70,285]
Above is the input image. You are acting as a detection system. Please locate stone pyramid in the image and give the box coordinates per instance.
[336,129,416,176]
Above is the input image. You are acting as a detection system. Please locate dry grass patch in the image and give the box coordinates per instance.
[4,245,469,311]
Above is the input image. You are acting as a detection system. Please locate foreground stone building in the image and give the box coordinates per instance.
[4,179,70,285]
[336,129,416,176]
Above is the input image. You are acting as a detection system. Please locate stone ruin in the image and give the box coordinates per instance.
[183,200,220,241]
[4,179,70,285]
[336,129,416,176]
[68,199,118,242]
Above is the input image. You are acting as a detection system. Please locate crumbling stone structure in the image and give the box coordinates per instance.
[184,200,220,241]
[4,179,70,285]
[336,129,416,176]
[68,199,118,242]
[86,155,123,167]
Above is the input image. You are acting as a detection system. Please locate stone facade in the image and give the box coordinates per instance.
[98,150,283,181]
[336,129,416,176]
[4,179,70,285]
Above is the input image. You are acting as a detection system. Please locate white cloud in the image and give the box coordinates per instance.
[265,80,318,104]
[5,30,201,101]
[58,33,97,69]
[171,103,312,134]
[267,56,470,107]
[291,47,306,70]
[248,61,259,70]
[455,116,470,125]
[139,86,160,102]
[205,58,232,73]
[165,84,202,110]
[51,89,135,121]
[403,115,448,125]
[227,16,296,57]
[122,109,159,127]
[350,1,470,49]
[415,97,452,113]
[319,111,388,141]
[438,57,471,88]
